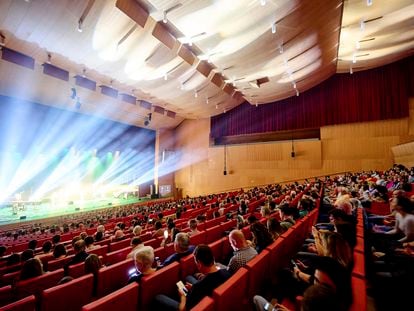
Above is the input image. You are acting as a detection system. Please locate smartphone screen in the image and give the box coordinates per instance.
[176,281,188,296]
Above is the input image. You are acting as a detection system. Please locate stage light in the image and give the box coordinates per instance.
[163,11,168,24]
[271,23,276,34]
[78,20,83,33]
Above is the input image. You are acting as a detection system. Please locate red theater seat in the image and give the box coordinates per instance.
[205,225,223,244]
[0,285,13,307]
[139,262,180,311]
[89,245,107,261]
[190,232,206,246]
[41,274,94,311]
[105,247,132,266]
[213,267,249,311]
[81,283,138,311]
[14,268,65,302]
[109,239,130,253]
[96,258,134,298]
[180,254,197,280]
[208,238,224,263]
[245,249,270,299]
[1,295,36,311]
[190,296,215,311]
[349,276,367,311]
[352,252,365,279]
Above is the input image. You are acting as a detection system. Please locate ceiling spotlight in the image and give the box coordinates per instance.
[355,41,361,50]
[46,53,52,64]
[82,68,86,78]
[350,66,353,74]
[194,91,198,98]
[215,104,218,109]
[260,0,266,6]
[255,102,258,107]
[77,20,83,33]
[223,108,227,113]
[279,44,284,54]
[367,0,373,6]
[292,82,297,89]
[271,23,276,34]
[206,98,209,104]
[162,11,167,23]
[360,20,365,31]
[164,73,168,81]
[352,53,357,63]
[296,89,299,97]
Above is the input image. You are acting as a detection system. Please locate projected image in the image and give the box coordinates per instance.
[0,96,155,223]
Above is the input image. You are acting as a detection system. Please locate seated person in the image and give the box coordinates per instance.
[20,257,44,280]
[128,246,157,283]
[154,244,231,310]
[161,233,194,267]
[226,229,257,274]
[64,240,89,274]
[126,237,144,259]
[188,219,200,236]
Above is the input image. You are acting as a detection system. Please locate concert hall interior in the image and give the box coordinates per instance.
[0,1,414,311]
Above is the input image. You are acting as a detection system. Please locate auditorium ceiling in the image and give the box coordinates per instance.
[0,0,413,129]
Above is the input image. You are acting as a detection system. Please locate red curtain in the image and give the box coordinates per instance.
[211,56,413,138]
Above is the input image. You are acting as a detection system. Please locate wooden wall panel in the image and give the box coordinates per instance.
[171,100,414,196]
[392,141,414,168]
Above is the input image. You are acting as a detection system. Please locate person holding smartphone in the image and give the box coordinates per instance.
[154,245,231,310]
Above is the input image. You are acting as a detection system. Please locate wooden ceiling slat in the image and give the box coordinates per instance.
[115,0,149,28]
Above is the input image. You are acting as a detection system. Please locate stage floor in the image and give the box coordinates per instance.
[0,197,144,227]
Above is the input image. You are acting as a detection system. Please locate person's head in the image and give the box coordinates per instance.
[21,249,35,262]
[95,231,103,241]
[134,246,154,273]
[20,257,43,280]
[174,232,190,253]
[247,215,258,224]
[28,239,37,250]
[260,206,271,218]
[154,221,162,230]
[188,219,198,231]
[73,240,86,254]
[42,241,53,253]
[96,225,105,233]
[53,243,67,258]
[133,225,142,236]
[84,236,95,248]
[301,284,344,311]
[131,237,143,248]
[193,244,215,272]
[84,254,102,275]
[71,236,81,247]
[229,229,248,251]
[0,245,7,257]
[392,196,414,215]
[250,222,274,249]
[320,231,352,268]
[267,217,282,236]
[114,229,125,240]
[52,234,61,245]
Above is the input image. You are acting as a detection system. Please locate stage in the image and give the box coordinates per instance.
[0,197,144,227]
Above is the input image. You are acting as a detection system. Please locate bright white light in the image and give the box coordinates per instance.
[355,41,361,50]
[350,66,353,74]
[163,11,168,24]
[164,73,168,81]
[352,53,357,63]
[360,20,365,31]
[260,0,266,6]
[271,23,276,34]
[296,89,299,96]
[367,0,373,6]
[194,91,198,98]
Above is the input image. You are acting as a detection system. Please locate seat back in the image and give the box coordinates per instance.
[96,258,134,298]
[349,276,367,311]
[213,267,249,311]
[81,282,138,311]
[190,296,215,311]
[41,274,94,311]
[89,246,107,261]
[190,232,205,246]
[47,256,72,271]
[205,225,223,244]
[208,238,224,263]
[0,285,13,307]
[105,247,132,266]
[67,261,86,279]
[1,295,36,311]
[109,239,131,253]
[244,249,270,299]
[14,269,65,307]
[139,262,180,311]
[179,254,197,280]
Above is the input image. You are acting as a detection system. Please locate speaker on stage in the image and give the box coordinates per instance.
[75,207,80,211]
[20,215,27,220]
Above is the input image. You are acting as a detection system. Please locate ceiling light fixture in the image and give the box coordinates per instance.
[215,104,218,109]
[360,20,365,31]
[46,53,52,64]
[77,20,83,32]
[271,23,276,34]
[163,11,168,23]
[82,68,86,78]
[350,65,353,74]
[292,82,297,89]
[352,53,357,64]
[260,0,266,6]
[194,91,198,98]
[206,98,209,104]
[367,0,373,6]
[164,73,168,81]
[296,89,299,96]
[355,41,361,50]
[255,102,258,107]
[279,44,284,54]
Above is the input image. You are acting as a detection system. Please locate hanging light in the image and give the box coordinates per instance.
[352,53,357,64]
[271,23,276,34]
[350,66,353,74]
[163,11,168,24]
[296,89,299,96]
[77,20,83,33]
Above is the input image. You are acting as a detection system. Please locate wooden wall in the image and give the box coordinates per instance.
[170,99,414,197]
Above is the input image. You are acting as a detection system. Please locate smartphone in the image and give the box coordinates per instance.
[176,281,188,296]
[290,259,298,268]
